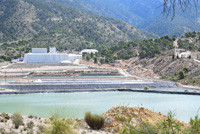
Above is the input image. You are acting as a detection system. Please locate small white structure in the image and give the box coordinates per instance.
[49,47,56,53]
[81,49,98,55]
[178,51,191,58]
[11,58,24,63]
[24,48,82,63]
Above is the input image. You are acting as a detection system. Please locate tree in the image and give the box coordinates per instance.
[86,54,91,61]
[178,70,186,79]
[93,56,97,64]
[172,55,175,60]
[162,0,199,19]
[100,59,105,64]
[172,35,177,41]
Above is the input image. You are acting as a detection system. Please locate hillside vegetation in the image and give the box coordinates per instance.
[90,32,200,86]
[96,32,200,62]
[0,0,156,60]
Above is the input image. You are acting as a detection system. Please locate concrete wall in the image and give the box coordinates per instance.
[24,54,82,63]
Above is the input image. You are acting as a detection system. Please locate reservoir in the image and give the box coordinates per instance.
[0,91,199,122]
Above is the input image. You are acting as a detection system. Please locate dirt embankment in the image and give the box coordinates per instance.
[102,106,168,132]
[109,56,200,86]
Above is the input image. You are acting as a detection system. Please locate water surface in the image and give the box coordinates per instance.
[0,92,199,122]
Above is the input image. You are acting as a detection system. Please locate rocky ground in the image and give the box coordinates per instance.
[0,106,186,134]
[0,62,120,79]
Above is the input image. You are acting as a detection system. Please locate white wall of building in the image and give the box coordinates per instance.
[50,47,56,53]
[32,48,47,53]
[24,53,82,63]
[68,54,82,61]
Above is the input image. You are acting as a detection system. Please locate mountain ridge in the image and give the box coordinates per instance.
[45,0,200,36]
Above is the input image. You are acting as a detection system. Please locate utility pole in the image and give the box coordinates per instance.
[73,69,75,80]
[174,39,177,57]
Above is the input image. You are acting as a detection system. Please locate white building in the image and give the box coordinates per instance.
[178,51,191,58]
[24,47,82,63]
[81,49,98,55]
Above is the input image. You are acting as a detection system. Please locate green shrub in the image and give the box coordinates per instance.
[27,121,34,129]
[119,110,185,134]
[46,112,74,134]
[178,70,186,79]
[188,115,200,133]
[100,59,105,64]
[183,67,190,73]
[28,115,34,119]
[27,129,34,134]
[160,75,165,79]
[144,86,149,90]
[37,125,46,133]
[85,112,105,130]
[174,72,178,76]
[11,113,24,129]
[157,111,183,133]
[141,60,147,67]
[1,112,10,120]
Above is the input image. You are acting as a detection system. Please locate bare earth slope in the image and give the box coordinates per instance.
[111,56,200,87]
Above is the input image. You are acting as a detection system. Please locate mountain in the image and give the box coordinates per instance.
[45,0,200,36]
[0,0,157,60]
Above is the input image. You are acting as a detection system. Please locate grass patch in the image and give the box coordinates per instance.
[46,112,74,134]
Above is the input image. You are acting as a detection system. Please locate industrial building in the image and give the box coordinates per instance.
[24,47,82,63]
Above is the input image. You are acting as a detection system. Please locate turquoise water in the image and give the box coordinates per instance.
[0,92,199,122]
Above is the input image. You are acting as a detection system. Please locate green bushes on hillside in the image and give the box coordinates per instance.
[97,35,174,63]
[120,111,200,134]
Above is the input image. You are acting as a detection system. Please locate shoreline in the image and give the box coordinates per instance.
[178,82,200,90]
[0,88,200,96]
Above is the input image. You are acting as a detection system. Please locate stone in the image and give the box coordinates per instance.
[104,117,113,127]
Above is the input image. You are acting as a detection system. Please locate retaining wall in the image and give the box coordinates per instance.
[0,81,177,91]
